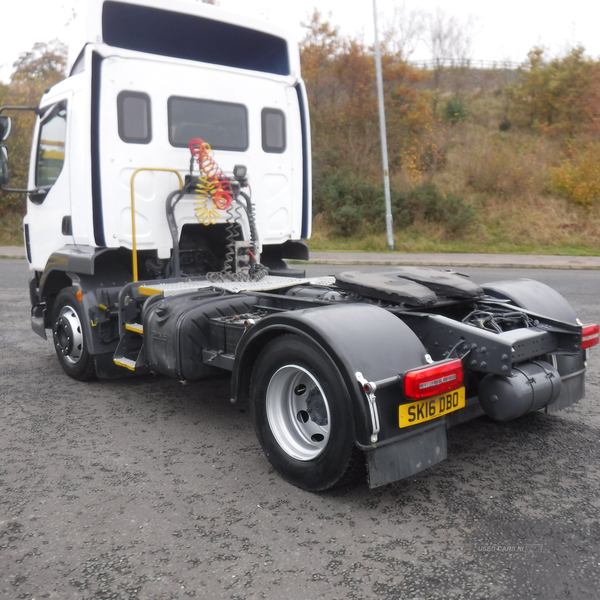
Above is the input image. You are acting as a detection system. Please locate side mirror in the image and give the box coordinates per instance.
[0,146,9,186]
[0,116,11,142]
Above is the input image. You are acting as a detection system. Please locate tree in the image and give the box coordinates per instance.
[509,46,600,135]
[299,11,434,232]
[300,11,431,175]
[423,8,477,109]
[380,2,425,60]
[300,10,341,112]
[11,39,67,86]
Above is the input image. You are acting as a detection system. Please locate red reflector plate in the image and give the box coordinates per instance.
[399,387,466,428]
[404,359,463,399]
[582,324,599,349]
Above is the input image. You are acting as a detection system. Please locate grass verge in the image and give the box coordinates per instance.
[0,213,23,246]
[307,234,600,256]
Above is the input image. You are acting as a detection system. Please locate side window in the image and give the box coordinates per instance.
[36,102,67,187]
[117,91,152,144]
[168,97,248,151]
[262,108,286,153]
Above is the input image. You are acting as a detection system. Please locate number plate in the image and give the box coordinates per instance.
[399,387,466,428]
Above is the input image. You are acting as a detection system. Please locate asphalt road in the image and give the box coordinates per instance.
[1,258,599,600]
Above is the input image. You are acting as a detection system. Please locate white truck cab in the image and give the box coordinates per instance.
[14,0,311,275]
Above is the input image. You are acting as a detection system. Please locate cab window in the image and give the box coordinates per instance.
[168,97,248,151]
[262,108,286,153]
[36,102,67,187]
[117,91,152,144]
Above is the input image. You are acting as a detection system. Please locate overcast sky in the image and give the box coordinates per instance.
[2,0,600,82]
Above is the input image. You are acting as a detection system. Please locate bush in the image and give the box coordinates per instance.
[397,182,477,237]
[313,167,390,237]
[499,118,512,132]
[550,144,600,210]
[313,165,477,239]
[444,97,467,124]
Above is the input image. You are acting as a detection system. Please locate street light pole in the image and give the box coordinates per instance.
[372,0,394,250]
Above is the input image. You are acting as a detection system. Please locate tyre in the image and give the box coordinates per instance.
[250,335,363,491]
[52,287,96,381]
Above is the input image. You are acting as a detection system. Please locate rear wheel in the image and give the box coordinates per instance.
[52,287,95,381]
[250,335,362,491]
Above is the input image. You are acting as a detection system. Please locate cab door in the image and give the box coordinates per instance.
[24,94,73,271]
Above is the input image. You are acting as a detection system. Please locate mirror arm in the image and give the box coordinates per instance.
[0,185,43,194]
[0,106,40,115]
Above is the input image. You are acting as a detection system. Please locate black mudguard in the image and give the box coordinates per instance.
[232,303,428,448]
[482,278,586,412]
[37,245,115,299]
[34,246,132,356]
[482,278,578,324]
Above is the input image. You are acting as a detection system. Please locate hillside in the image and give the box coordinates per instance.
[302,16,600,256]
[1,31,600,256]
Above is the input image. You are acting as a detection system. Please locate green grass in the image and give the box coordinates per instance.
[307,231,600,256]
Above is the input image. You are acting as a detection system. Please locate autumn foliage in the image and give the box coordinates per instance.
[300,13,600,248]
[508,47,600,136]
[0,40,67,218]
[507,47,600,212]
[301,11,431,178]
[300,11,459,237]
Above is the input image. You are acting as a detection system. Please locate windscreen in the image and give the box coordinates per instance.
[102,1,290,76]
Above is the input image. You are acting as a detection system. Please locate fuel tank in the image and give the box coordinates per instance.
[478,360,562,421]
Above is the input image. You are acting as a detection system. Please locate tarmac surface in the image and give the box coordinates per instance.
[0,258,599,599]
[2,246,600,269]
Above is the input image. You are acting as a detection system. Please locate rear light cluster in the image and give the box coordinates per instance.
[582,324,599,350]
[404,359,464,400]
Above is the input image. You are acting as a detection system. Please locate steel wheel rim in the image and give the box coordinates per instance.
[54,305,84,365]
[266,364,331,461]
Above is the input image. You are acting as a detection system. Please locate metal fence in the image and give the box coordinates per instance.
[409,58,522,70]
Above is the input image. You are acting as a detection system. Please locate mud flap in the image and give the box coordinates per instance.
[367,420,447,488]
[546,354,586,413]
[31,304,47,339]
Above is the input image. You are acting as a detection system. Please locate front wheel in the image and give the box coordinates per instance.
[250,335,363,491]
[52,287,96,381]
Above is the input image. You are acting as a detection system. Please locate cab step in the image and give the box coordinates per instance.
[125,322,144,334]
[113,357,137,371]
[113,325,148,373]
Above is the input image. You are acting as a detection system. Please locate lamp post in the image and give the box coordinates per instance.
[372,0,394,250]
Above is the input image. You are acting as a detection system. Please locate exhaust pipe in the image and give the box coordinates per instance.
[479,360,561,421]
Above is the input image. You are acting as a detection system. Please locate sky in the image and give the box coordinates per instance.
[2,0,600,82]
